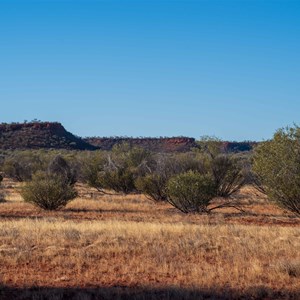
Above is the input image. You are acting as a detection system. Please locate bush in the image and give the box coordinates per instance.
[134,153,205,201]
[79,151,105,189]
[135,174,168,201]
[48,155,77,185]
[196,137,246,197]
[253,126,300,216]
[87,144,153,194]
[2,152,43,182]
[21,171,77,210]
[211,154,246,197]
[166,171,217,213]
[97,167,136,194]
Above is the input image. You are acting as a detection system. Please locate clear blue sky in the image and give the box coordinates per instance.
[1,0,299,141]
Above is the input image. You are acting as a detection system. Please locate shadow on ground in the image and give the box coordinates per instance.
[0,285,299,300]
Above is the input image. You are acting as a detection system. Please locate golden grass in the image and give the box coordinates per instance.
[0,219,300,295]
[0,180,300,299]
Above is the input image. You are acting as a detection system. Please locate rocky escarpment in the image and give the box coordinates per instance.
[0,122,96,150]
[84,137,198,152]
[0,122,257,152]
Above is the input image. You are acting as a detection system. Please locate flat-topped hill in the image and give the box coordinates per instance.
[84,137,198,152]
[0,122,257,152]
[85,137,256,153]
[0,122,96,150]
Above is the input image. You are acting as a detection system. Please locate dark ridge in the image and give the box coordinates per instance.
[221,141,258,153]
[0,122,96,150]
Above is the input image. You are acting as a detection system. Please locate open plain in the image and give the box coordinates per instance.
[0,179,299,299]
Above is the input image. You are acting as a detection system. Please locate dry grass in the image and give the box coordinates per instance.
[0,179,299,299]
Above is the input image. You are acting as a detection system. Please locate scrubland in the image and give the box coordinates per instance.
[0,180,299,299]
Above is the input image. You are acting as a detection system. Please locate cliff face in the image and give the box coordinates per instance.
[84,137,198,152]
[0,122,96,150]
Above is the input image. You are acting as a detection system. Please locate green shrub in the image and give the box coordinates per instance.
[196,137,246,197]
[211,154,246,197]
[253,126,300,216]
[134,153,206,201]
[97,167,136,194]
[166,171,217,213]
[80,151,107,192]
[135,174,168,201]
[21,171,77,210]
[48,155,77,185]
[2,152,42,182]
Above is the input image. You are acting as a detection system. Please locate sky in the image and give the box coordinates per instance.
[0,0,300,141]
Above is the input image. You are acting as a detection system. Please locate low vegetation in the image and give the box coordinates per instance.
[21,172,77,210]
[0,122,300,298]
[20,156,77,210]
[166,171,216,213]
[0,216,299,299]
[253,125,300,216]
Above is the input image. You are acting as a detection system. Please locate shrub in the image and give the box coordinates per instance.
[89,144,153,194]
[134,153,206,201]
[253,126,300,216]
[80,151,106,192]
[2,151,45,181]
[82,144,152,195]
[135,174,168,201]
[166,171,217,213]
[48,155,77,185]
[21,171,77,210]
[196,137,246,197]
[97,167,136,194]
[211,154,246,197]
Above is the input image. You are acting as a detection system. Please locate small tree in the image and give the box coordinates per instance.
[21,171,77,210]
[166,171,217,213]
[253,126,300,217]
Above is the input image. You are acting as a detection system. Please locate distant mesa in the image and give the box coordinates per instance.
[0,121,256,152]
[0,122,96,150]
[84,137,198,152]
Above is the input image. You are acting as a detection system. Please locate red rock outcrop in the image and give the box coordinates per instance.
[0,122,96,150]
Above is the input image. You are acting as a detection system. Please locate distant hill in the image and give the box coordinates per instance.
[0,121,257,152]
[84,137,198,152]
[0,122,96,150]
[85,137,257,153]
